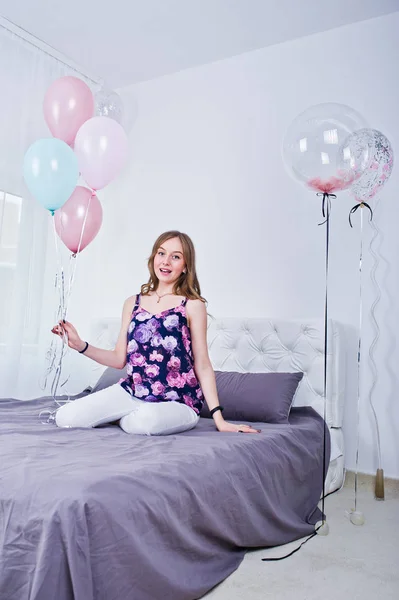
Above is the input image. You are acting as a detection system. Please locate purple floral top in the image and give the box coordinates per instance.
[119,294,204,414]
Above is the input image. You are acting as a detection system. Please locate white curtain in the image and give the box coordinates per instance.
[0,20,96,398]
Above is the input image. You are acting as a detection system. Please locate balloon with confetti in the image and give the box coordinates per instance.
[350,129,394,202]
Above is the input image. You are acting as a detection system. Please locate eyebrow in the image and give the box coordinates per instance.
[159,246,183,255]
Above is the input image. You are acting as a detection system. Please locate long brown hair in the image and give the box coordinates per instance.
[141,231,206,302]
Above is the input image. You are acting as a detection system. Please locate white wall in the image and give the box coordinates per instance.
[41,13,399,476]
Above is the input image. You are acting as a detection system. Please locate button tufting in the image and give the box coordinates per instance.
[204,316,343,432]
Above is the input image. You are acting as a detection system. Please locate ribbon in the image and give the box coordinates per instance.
[262,192,333,561]
[317,192,336,226]
[320,196,330,529]
[349,202,373,228]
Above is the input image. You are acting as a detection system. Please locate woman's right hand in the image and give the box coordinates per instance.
[51,320,86,352]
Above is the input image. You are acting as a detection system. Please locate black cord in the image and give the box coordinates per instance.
[320,195,331,524]
[349,201,373,228]
[262,192,335,563]
[262,530,318,562]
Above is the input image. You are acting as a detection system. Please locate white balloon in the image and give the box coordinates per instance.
[95,88,124,124]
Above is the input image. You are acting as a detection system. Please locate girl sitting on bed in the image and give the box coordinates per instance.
[52,230,260,436]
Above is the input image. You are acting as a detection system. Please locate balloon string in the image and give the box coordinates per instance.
[353,207,364,512]
[316,191,333,524]
[40,191,95,419]
[39,291,58,393]
[39,269,68,399]
[367,198,384,470]
[350,201,384,503]
[40,216,70,405]
[52,216,66,319]
[321,196,330,523]
[349,202,373,228]
[63,190,94,320]
[317,192,336,225]
[49,216,69,400]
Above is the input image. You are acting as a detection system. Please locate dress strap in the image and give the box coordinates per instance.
[133,293,141,311]
[182,297,188,306]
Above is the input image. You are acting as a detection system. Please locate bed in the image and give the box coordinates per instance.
[0,317,348,600]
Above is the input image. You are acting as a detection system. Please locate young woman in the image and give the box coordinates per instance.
[52,231,260,436]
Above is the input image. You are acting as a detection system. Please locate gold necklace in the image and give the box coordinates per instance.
[155,290,175,304]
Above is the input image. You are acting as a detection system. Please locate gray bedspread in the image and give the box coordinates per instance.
[0,396,330,600]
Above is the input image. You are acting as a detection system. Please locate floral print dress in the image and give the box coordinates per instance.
[119,294,204,414]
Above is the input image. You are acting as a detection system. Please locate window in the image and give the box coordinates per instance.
[0,191,22,265]
[0,190,23,343]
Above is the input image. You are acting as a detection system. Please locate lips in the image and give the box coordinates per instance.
[159,268,172,275]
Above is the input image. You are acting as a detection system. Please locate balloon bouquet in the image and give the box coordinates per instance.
[23,76,129,409]
[283,103,394,523]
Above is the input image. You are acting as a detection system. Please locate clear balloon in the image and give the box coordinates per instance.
[337,127,375,175]
[74,116,129,190]
[23,138,79,213]
[54,186,103,254]
[95,88,124,124]
[349,129,394,202]
[43,76,94,146]
[283,103,370,194]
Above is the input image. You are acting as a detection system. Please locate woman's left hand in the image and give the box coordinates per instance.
[216,420,261,434]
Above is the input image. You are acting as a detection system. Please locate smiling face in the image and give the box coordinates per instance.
[153,236,186,286]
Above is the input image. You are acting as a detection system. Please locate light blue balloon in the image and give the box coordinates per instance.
[23,138,79,213]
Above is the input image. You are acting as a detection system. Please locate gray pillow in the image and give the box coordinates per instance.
[90,365,128,394]
[200,371,303,424]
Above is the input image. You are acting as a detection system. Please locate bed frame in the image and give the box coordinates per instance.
[88,316,348,494]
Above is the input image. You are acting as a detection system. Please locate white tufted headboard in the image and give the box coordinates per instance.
[207,317,347,429]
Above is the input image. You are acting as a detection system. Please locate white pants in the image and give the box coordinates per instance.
[55,384,200,435]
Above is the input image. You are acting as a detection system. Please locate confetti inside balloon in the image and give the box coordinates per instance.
[350,129,394,202]
[95,88,124,124]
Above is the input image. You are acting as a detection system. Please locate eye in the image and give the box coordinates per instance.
[158,251,165,256]
[172,255,181,261]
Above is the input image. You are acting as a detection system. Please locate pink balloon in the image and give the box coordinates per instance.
[55,186,103,254]
[74,116,129,190]
[43,76,94,146]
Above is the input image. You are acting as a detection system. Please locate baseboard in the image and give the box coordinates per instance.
[344,470,399,499]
